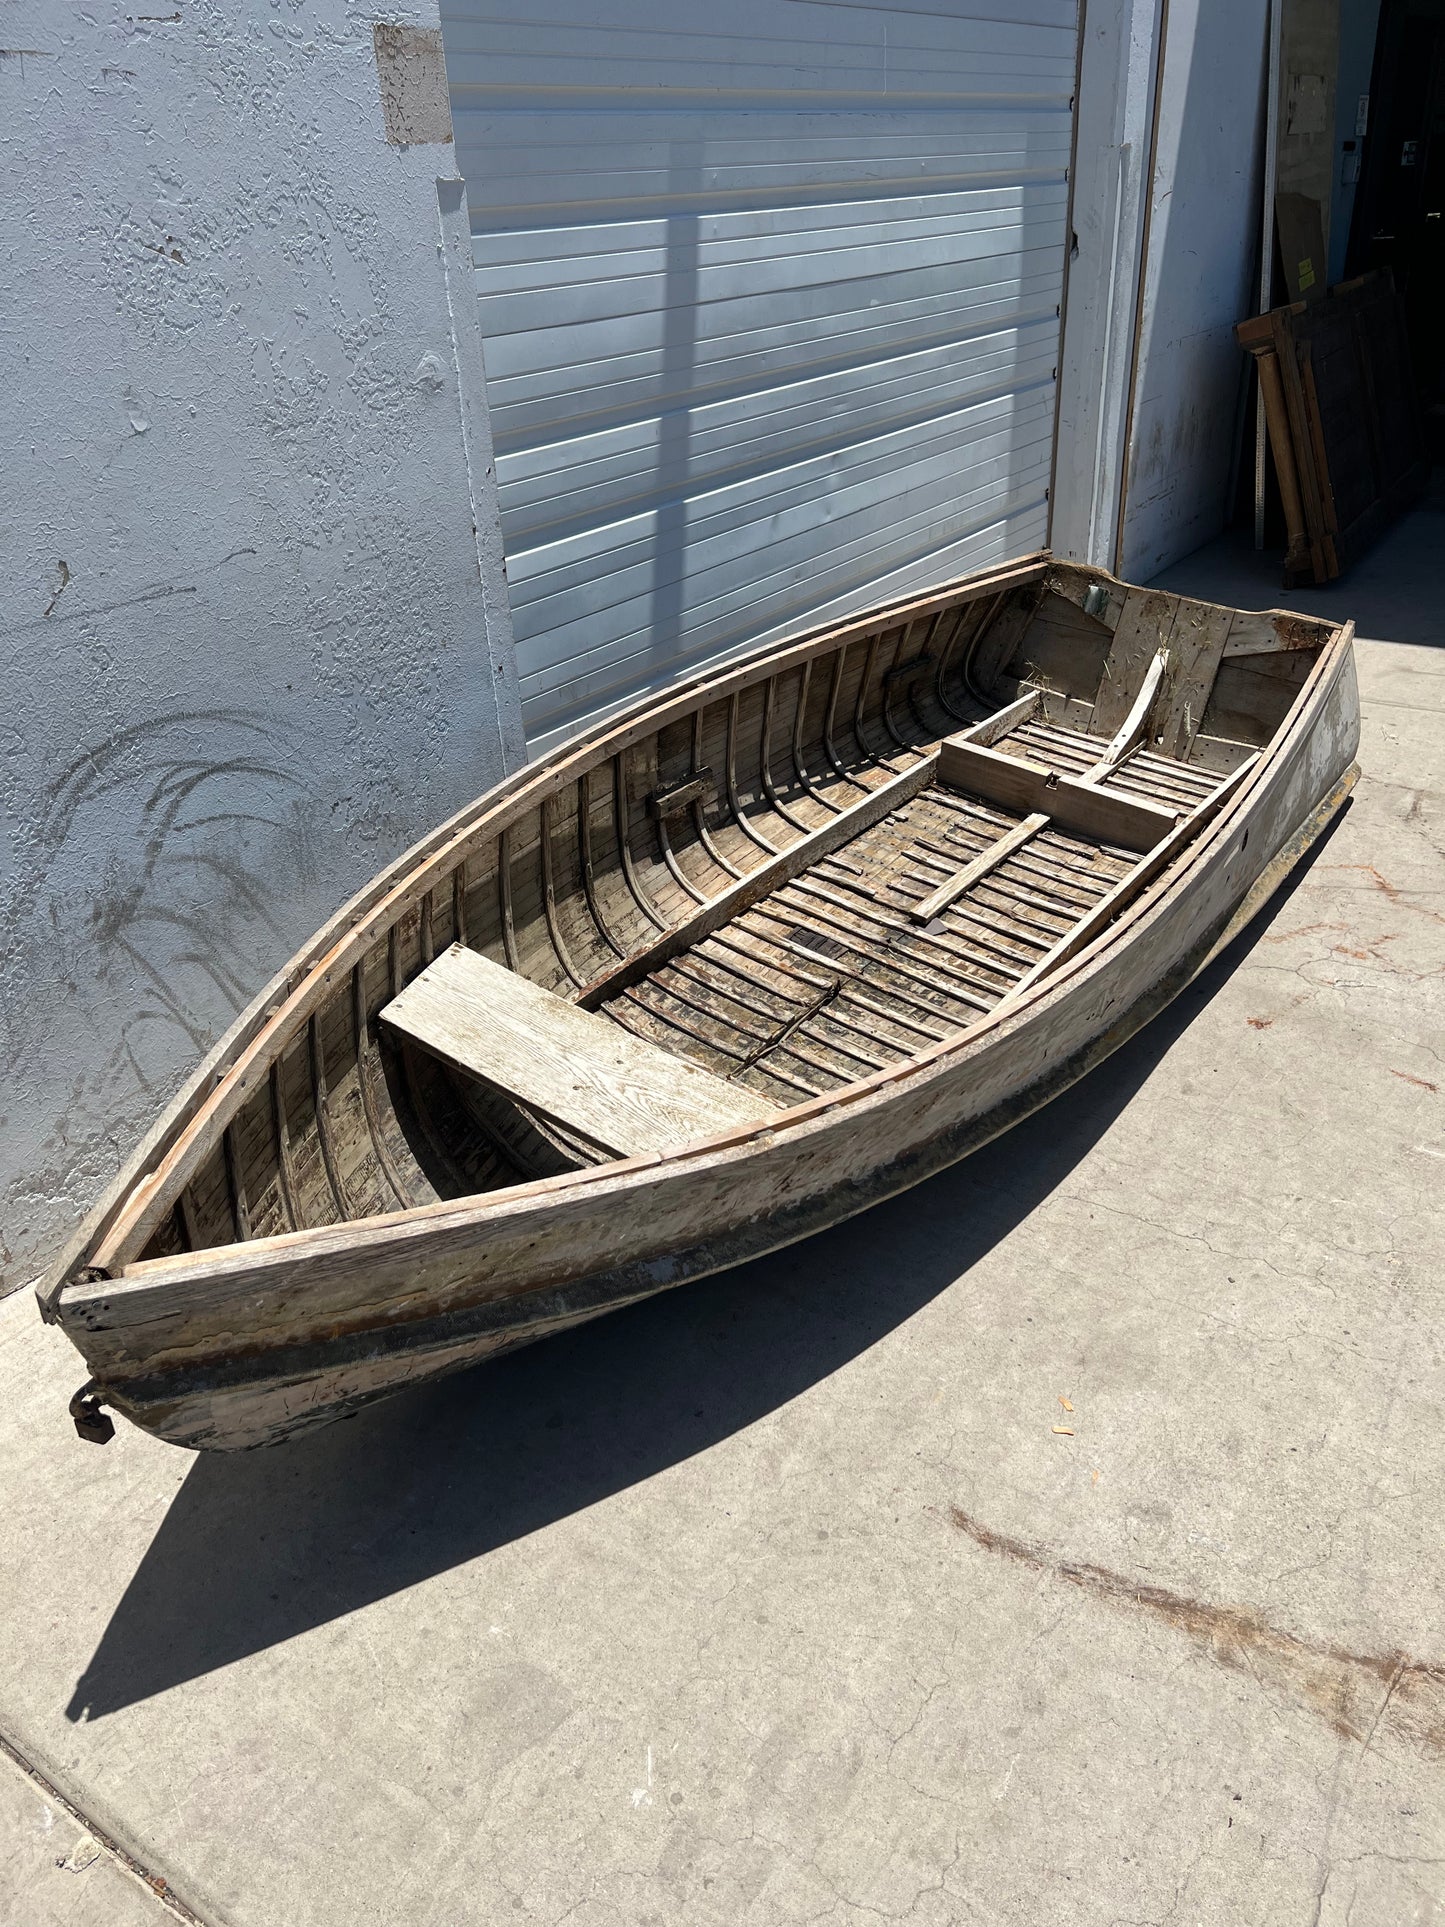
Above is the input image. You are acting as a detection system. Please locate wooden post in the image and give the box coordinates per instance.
[1254,344,1312,579]
[1255,0,1283,549]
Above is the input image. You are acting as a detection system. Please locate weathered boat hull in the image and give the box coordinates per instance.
[53,621,1360,1451]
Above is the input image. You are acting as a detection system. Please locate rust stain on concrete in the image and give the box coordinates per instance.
[946,1506,1445,1758]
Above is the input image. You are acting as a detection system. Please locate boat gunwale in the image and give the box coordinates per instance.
[61,613,1357,1311]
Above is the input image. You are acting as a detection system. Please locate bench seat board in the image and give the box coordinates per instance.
[382,944,776,1159]
[936,738,1178,851]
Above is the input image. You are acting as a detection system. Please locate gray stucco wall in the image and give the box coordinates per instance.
[0,3,524,1292]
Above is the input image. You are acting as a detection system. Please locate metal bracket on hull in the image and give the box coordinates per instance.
[70,1380,115,1445]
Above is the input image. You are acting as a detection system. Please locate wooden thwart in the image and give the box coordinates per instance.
[936,738,1177,852]
[382,944,775,1161]
[912,674,1171,922]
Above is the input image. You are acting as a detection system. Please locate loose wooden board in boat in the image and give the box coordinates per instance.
[40,556,1359,1452]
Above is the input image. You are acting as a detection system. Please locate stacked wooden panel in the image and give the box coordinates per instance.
[1237,270,1427,587]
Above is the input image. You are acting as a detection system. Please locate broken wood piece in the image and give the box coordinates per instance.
[953,688,1041,747]
[382,944,775,1160]
[1084,649,1169,780]
[909,812,1050,923]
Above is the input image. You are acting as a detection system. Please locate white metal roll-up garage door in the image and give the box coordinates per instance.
[439,0,1079,743]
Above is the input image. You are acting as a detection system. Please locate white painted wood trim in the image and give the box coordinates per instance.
[435,175,527,771]
[1051,0,1168,568]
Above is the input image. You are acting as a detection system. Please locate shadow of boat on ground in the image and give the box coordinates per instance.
[65,820,1344,1721]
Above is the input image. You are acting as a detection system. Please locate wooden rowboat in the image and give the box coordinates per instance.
[40,557,1360,1451]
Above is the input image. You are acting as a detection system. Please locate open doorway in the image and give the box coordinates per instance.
[1347,0,1445,422]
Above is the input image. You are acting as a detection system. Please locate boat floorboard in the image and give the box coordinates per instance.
[598,716,1223,1106]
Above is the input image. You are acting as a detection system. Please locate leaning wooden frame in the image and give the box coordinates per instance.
[1237,270,1427,588]
[40,554,1360,1451]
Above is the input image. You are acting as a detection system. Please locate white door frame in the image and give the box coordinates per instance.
[1050,0,1169,571]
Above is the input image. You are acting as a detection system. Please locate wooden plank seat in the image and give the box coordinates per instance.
[936,737,1178,851]
[382,944,776,1161]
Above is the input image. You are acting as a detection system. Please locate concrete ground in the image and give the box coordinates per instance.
[3,496,1444,1927]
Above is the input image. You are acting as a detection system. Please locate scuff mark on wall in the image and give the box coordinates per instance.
[0,49,53,78]
[373,23,453,146]
[42,561,71,618]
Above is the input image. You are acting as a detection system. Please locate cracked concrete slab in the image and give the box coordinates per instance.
[0,1745,179,1926]
[2,499,1443,1926]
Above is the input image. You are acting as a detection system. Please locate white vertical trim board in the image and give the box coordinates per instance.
[436,177,528,773]
[1050,0,1166,569]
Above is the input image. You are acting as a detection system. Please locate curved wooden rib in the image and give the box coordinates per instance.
[452,862,468,946]
[614,751,669,931]
[879,628,916,753]
[726,691,780,855]
[903,610,948,738]
[851,633,882,763]
[497,826,520,969]
[269,1060,300,1231]
[790,659,844,813]
[758,675,812,833]
[961,592,1009,708]
[221,1124,250,1242]
[656,812,709,905]
[578,769,627,959]
[352,960,411,1209]
[691,708,745,880]
[541,792,585,986]
[853,634,907,772]
[821,645,872,793]
[308,1013,350,1220]
[932,606,970,721]
[176,1187,200,1254]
